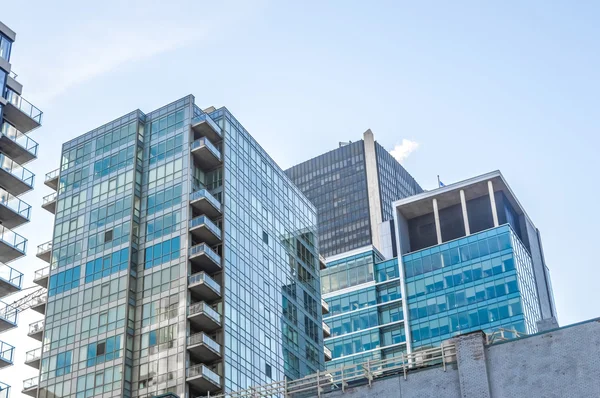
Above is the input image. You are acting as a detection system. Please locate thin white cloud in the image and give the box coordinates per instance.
[390,139,420,163]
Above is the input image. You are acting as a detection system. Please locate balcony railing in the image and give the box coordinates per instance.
[1,122,39,157]
[0,382,9,398]
[189,272,221,295]
[3,88,43,124]
[28,320,44,335]
[0,187,31,220]
[0,154,34,187]
[45,168,59,182]
[191,137,221,161]
[188,333,221,353]
[189,243,221,265]
[0,263,22,289]
[189,216,221,240]
[0,225,26,254]
[25,348,41,362]
[37,241,52,255]
[187,364,220,385]
[0,302,17,325]
[191,113,222,139]
[189,302,220,324]
[23,376,37,390]
[42,192,57,205]
[30,294,46,307]
[0,340,14,363]
[34,267,49,281]
[190,189,221,211]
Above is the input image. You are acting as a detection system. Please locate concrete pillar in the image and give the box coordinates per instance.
[488,180,499,227]
[460,189,470,236]
[432,198,442,244]
[452,331,492,398]
[363,130,383,252]
[537,317,559,332]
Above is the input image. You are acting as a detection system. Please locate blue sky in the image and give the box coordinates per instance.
[2,0,599,393]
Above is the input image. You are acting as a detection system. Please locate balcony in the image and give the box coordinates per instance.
[323,322,331,338]
[45,168,59,190]
[22,377,37,397]
[28,320,44,342]
[36,241,51,263]
[321,299,330,315]
[189,272,221,302]
[324,346,332,361]
[0,154,34,196]
[0,340,14,369]
[191,113,222,144]
[24,347,41,369]
[188,302,221,332]
[41,192,57,214]
[189,216,222,246]
[33,266,49,288]
[319,254,327,270]
[0,187,31,229]
[190,189,221,218]
[30,294,46,315]
[0,382,9,398]
[0,122,38,164]
[0,225,26,263]
[190,138,222,170]
[186,364,221,393]
[189,244,222,274]
[0,302,17,332]
[0,263,22,298]
[187,333,221,362]
[2,88,42,133]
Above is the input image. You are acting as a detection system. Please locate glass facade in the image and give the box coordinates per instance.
[322,250,406,369]
[36,96,324,398]
[402,224,541,350]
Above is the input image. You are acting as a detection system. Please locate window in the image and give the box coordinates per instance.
[104,230,113,243]
[97,342,106,356]
[262,231,269,244]
[144,236,181,269]
[265,363,272,378]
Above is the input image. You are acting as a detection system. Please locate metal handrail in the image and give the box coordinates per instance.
[0,187,31,219]
[486,328,525,344]
[0,301,17,324]
[202,343,457,398]
[0,224,26,253]
[3,88,43,124]
[28,319,44,334]
[0,153,34,187]
[0,262,22,289]
[0,122,38,157]
[0,340,14,363]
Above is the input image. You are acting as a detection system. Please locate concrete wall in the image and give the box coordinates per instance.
[315,317,600,398]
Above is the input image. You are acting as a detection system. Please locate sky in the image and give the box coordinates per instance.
[2,0,600,394]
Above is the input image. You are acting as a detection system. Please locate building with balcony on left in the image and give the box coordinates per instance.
[0,19,44,398]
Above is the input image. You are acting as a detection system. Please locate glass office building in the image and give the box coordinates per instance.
[0,20,43,398]
[286,130,422,258]
[34,96,325,398]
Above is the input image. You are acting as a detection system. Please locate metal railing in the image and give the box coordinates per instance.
[0,301,17,325]
[486,328,526,344]
[0,224,26,253]
[201,344,457,398]
[0,122,38,157]
[0,382,9,398]
[37,241,52,255]
[189,216,222,240]
[45,168,59,182]
[34,266,49,281]
[191,137,222,161]
[189,272,221,295]
[189,243,221,266]
[190,189,221,211]
[0,340,14,363]
[187,364,220,385]
[25,347,41,362]
[188,302,221,325]
[188,333,221,354]
[191,113,222,138]
[23,376,37,390]
[28,319,44,335]
[0,263,22,289]
[0,153,34,187]
[3,87,43,124]
[0,187,31,219]
[42,192,57,205]
[30,294,46,307]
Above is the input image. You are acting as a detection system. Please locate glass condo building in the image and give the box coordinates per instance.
[0,20,43,398]
[285,130,422,258]
[33,96,325,398]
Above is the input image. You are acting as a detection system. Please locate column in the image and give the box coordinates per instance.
[452,332,492,398]
[432,198,442,244]
[488,180,499,227]
[460,189,470,235]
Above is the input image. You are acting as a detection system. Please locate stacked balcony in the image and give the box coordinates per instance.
[0,302,16,333]
[190,189,221,219]
[22,377,37,397]
[324,346,332,361]
[41,192,56,214]
[36,241,51,263]
[44,168,59,190]
[323,321,331,338]
[189,272,221,302]
[321,298,330,315]
[189,216,221,246]
[33,266,49,288]
[0,187,30,229]
[3,88,42,133]
[189,244,222,274]
[30,294,46,315]
[186,363,221,393]
[0,225,26,263]
[188,302,221,332]
[187,333,221,363]
[191,113,223,144]
[0,341,14,369]
[0,153,34,195]
[0,122,38,164]
[0,263,21,297]
[24,347,41,369]
[27,320,44,342]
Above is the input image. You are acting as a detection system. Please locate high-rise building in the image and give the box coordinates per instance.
[33,96,325,398]
[0,20,43,398]
[285,130,422,258]
[321,171,556,367]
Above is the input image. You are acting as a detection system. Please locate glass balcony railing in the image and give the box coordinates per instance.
[0,263,22,289]
[0,302,17,325]
[37,241,52,255]
[0,382,9,398]
[25,348,41,362]
[189,272,221,295]
[189,244,221,265]
[187,364,220,385]
[45,168,59,182]
[190,189,221,210]
[191,138,221,161]
[1,122,39,157]
[0,340,14,364]
[23,376,37,390]
[188,333,220,353]
[0,187,31,220]
[189,216,221,240]
[191,113,222,139]
[188,302,220,324]
[0,154,34,187]
[0,225,26,254]
[34,267,49,281]
[3,88,43,124]
[30,294,46,307]
[28,320,44,335]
